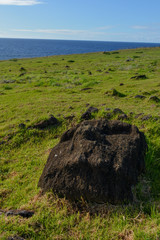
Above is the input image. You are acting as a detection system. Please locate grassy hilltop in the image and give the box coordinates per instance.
[0,47,160,239]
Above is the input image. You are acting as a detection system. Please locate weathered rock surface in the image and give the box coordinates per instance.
[5,210,34,218]
[38,120,147,203]
[149,96,160,103]
[131,74,147,80]
[33,115,58,129]
[134,95,146,99]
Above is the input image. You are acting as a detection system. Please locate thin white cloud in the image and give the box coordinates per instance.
[0,0,42,5]
[132,25,149,30]
[12,28,107,36]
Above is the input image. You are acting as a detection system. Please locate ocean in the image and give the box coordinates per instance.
[0,38,160,60]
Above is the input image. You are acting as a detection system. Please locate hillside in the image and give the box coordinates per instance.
[0,47,160,240]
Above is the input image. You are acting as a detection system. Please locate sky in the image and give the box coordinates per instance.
[0,0,160,43]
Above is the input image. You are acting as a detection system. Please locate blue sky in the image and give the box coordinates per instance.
[0,0,160,42]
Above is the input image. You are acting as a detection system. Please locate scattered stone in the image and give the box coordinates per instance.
[108,68,114,71]
[0,141,5,145]
[6,210,34,218]
[118,114,128,120]
[38,119,147,203]
[65,65,70,68]
[134,113,144,119]
[64,115,75,121]
[8,236,25,240]
[142,91,150,96]
[126,58,134,62]
[129,112,134,116]
[3,80,16,84]
[153,117,160,121]
[18,123,26,129]
[20,67,26,72]
[85,103,90,107]
[32,115,58,129]
[19,73,25,77]
[81,88,93,91]
[105,108,111,111]
[134,95,146,99]
[113,108,124,114]
[141,115,152,121]
[106,89,126,97]
[149,96,160,103]
[88,71,92,75]
[119,83,124,86]
[81,107,99,120]
[131,74,147,80]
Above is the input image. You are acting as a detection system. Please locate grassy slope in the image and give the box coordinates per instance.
[0,48,160,239]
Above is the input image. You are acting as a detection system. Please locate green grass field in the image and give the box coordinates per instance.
[0,47,160,239]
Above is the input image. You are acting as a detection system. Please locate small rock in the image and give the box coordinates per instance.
[126,58,134,62]
[20,67,26,72]
[131,74,147,80]
[134,95,146,99]
[64,115,75,121]
[129,112,134,115]
[113,108,124,114]
[149,96,160,103]
[19,73,25,77]
[141,115,152,121]
[81,107,98,120]
[119,83,124,86]
[6,210,34,218]
[3,80,15,84]
[18,123,26,129]
[85,103,90,107]
[118,114,128,120]
[8,236,25,240]
[153,117,160,121]
[32,115,58,129]
[81,88,93,91]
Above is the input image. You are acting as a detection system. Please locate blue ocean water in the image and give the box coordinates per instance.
[0,38,160,60]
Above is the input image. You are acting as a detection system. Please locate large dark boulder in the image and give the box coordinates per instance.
[38,120,147,203]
